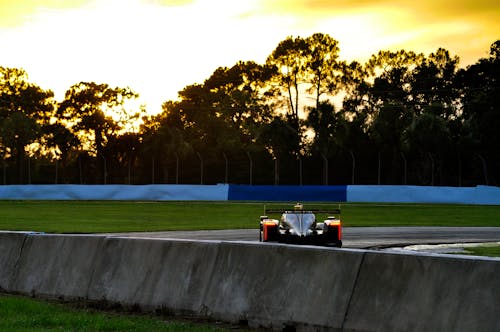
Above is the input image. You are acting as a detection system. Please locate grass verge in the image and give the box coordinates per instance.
[0,294,228,332]
[463,244,500,257]
[0,201,499,233]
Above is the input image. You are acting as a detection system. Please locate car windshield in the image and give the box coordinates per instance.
[282,213,315,224]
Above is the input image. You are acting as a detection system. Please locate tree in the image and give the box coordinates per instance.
[205,61,275,150]
[0,67,55,182]
[304,33,344,111]
[257,114,302,183]
[58,82,138,157]
[306,101,339,156]
[266,36,309,119]
[409,48,459,117]
[162,62,273,154]
[456,40,500,153]
[455,40,500,184]
[140,110,192,183]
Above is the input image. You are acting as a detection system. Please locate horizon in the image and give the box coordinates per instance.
[0,0,498,114]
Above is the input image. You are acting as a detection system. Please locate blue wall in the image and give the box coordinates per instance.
[228,185,347,202]
[228,185,500,205]
[0,184,229,201]
[346,185,500,205]
[0,184,499,205]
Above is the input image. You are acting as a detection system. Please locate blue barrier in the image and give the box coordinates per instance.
[0,184,229,201]
[0,184,499,205]
[227,185,347,202]
[346,185,500,205]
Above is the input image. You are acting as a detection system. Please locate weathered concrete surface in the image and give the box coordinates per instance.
[10,234,105,299]
[204,242,363,330]
[344,251,500,332]
[0,231,27,290]
[87,237,220,313]
[1,231,499,331]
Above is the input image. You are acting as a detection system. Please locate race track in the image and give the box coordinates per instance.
[105,227,500,249]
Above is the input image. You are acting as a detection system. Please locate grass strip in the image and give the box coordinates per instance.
[0,201,499,233]
[0,294,228,332]
[463,244,500,257]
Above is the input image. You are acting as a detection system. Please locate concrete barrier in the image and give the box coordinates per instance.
[87,237,221,313]
[343,251,500,332]
[1,232,499,331]
[203,242,363,329]
[0,231,27,291]
[10,234,105,299]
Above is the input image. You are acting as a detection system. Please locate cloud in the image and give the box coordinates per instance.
[254,0,499,65]
[142,0,195,5]
[256,0,499,20]
[0,0,90,27]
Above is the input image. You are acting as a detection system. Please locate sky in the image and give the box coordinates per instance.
[0,0,498,114]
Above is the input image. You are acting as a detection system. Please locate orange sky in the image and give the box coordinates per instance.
[0,0,498,114]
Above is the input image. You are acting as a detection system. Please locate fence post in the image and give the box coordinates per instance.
[175,153,179,184]
[350,151,355,185]
[55,159,58,184]
[196,152,203,185]
[321,154,328,185]
[101,154,107,184]
[400,152,407,185]
[2,156,6,185]
[79,155,83,184]
[298,156,303,185]
[151,157,155,184]
[428,153,434,186]
[222,152,228,184]
[457,154,462,187]
[377,151,381,185]
[475,153,489,185]
[27,156,31,184]
[274,157,279,185]
[128,157,132,185]
[246,151,253,185]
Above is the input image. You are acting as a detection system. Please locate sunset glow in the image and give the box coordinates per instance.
[1,0,498,114]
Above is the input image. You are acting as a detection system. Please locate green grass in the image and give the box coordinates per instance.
[341,203,500,227]
[0,201,499,233]
[0,294,228,332]
[463,244,500,257]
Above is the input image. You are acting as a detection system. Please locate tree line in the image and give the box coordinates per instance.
[1,34,499,185]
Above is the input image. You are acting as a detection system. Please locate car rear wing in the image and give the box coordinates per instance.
[264,209,341,215]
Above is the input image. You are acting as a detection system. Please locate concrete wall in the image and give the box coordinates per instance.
[1,231,498,331]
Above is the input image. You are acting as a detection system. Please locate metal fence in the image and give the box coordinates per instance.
[1,150,495,187]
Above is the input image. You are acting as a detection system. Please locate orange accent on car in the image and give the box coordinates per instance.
[328,221,342,239]
[262,222,277,241]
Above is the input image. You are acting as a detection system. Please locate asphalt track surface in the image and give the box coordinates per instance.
[105,227,500,249]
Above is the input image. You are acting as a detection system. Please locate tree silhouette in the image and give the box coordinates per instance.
[58,82,138,157]
[304,33,344,111]
[266,36,308,120]
[0,67,54,182]
[1,37,499,185]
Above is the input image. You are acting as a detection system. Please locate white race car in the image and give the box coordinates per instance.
[259,203,342,247]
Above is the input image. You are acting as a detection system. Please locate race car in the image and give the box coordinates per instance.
[259,203,342,247]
